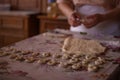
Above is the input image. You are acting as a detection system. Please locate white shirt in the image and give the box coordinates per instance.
[70,5,120,36]
[57,0,120,36]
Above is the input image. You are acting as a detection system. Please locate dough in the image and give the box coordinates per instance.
[62,37,106,56]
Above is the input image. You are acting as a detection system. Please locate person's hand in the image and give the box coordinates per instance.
[68,12,82,27]
[83,14,105,28]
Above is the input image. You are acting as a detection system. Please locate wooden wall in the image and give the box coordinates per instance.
[0,0,48,13]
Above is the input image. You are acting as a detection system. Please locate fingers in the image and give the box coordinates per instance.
[68,17,81,27]
[83,14,101,28]
[68,13,103,28]
[83,22,97,28]
[83,18,97,28]
[72,12,81,19]
[68,12,81,27]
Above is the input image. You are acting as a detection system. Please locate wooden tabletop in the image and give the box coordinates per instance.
[0,29,120,80]
[0,11,39,16]
[37,15,68,20]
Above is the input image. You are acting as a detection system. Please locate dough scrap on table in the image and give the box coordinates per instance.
[62,37,106,56]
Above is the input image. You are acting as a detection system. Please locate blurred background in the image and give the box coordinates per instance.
[0,0,69,48]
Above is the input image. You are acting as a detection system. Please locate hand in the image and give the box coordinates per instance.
[68,12,81,27]
[83,14,105,28]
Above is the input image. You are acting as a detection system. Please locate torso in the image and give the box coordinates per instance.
[73,0,118,10]
[73,0,104,5]
[70,2,120,36]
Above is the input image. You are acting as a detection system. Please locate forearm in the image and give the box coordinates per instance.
[104,8,120,21]
[57,2,74,18]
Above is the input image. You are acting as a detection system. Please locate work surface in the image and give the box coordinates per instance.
[0,29,120,80]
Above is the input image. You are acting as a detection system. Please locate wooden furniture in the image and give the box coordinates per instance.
[0,4,11,11]
[0,0,48,13]
[0,11,39,47]
[38,16,70,33]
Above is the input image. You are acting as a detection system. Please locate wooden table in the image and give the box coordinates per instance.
[0,29,120,80]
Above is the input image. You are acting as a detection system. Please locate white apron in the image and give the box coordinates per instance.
[70,5,120,36]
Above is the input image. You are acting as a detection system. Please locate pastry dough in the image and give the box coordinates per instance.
[62,37,106,56]
[47,60,58,66]
[87,64,98,72]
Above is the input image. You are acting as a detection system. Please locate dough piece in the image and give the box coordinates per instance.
[62,37,106,56]
[0,52,10,57]
[81,59,90,66]
[69,58,79,64]
[85,55,96,60]
[22,51,32,55]
[47,60,58,66]
[32,53,39,57]
[9,54,18,59]
[62,54,71,60]
[15,56,25,61]
[72,63,82,70]
[25,57,35,63]
[53,54,62,58]
[72,54,82,58]
[87,64,98,72]
[58,62,70,68]
[42,52,51,57]
[37,58,50,64]
[95,57,105,65]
